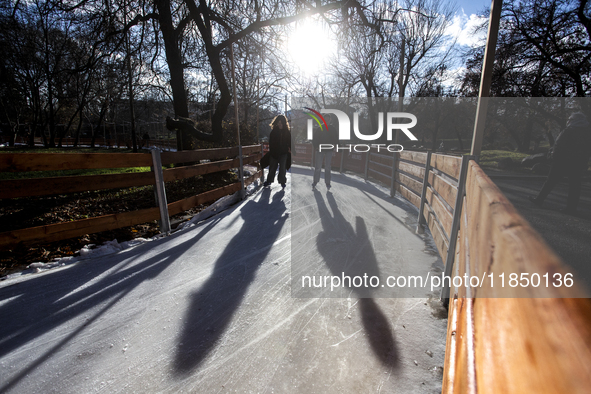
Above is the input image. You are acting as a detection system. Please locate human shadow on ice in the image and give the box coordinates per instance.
[173,187,287,376]
[314,189,399,368]
[291,165,416,217]
[0,219,219,393]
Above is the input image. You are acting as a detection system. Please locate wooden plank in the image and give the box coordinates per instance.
[168,168,262,219]
[476,298,591,394]
[245,170,263,186]
[425,186,453,237]
[0,152,152,172]
[395,183,420,208]
[455,198,469,299]
[163,159,238,182]
[160,145,261,165]
[399,150,428,164]
[398,160,425,179]
[423,204,449,261]
[428,171,458,210]
[369,152,394,167]
[446,161,591,393]
[168,183,242,216]
[0,207,161,248]
[442,298,459,394]
[0,172,155,199]
[369,160,392,183]
[163,154,261,183]
[452,298,477,394]
[0,153,261,199]
[431,153,462,180]
[396,172,423,196]
[369,159,392,172]
[369,168,391,186]
[0,177,253,248]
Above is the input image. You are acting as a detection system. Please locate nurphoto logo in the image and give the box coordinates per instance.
[304,108,418,153]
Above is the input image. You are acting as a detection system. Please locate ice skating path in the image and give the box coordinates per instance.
[0,165,448,393]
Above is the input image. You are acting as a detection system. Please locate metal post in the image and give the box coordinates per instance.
[441,155,474,305]
[390,151,399,197]
[151,148,171,235]
[471,0,503,158]
[257,78,264,183]
[230,44,245,198]
[364,149,370,180]
[416,151,432,234]
[339,148,345,173]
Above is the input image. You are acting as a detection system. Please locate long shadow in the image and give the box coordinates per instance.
[313,190,399,368]
[173,188,288,376]
[0,219,219,392]
[291,165,416,216]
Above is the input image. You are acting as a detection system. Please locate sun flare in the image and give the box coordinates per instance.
[286,21,337,75]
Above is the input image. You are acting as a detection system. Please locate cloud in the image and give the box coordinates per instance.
[446,13,488,48]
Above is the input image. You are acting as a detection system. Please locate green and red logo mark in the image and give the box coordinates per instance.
[304,107,329,132]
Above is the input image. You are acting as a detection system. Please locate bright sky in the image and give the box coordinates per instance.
[446,0,492,48]
[284,0,494,84]
[456,0,491,18]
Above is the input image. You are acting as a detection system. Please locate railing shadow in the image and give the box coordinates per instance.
[313,189,399,368]
[172,188,288,376]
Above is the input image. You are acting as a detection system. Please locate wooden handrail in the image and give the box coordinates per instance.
[0,146,263,248]
[442,160,591,393]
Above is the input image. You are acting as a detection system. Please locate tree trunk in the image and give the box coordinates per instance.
[155,0,193,151]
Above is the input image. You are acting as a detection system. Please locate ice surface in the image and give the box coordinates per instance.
[0,166,447,393]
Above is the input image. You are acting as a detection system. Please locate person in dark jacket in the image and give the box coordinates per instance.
[264,114,292,188]
[529,112,591,213]
[312,114,339,190]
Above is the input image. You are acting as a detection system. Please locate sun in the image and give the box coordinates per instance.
[286,20,337,75]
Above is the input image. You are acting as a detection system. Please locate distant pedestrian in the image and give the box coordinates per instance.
[141,132,150,148]
[264,114,293,189]
[529,112,591,214]
[312,114,339,190]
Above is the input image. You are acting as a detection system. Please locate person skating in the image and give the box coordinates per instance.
[264,114,293,189]
[312,113,339,190]
[529,112,591,214]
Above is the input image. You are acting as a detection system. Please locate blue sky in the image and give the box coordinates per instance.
[456,0,491,18]
[446,0,493,48]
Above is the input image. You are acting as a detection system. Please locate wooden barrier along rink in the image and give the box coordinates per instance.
[0,145,262,248]
[442,160,591,394]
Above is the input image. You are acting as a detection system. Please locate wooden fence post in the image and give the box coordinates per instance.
[151,148,171,235]
[416,151,432,234]
[441,155,473,305]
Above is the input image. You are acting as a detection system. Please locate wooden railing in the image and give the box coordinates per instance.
[0,145,262,248]
[0,136,177,150]
[292,143,591,392]
[442,161,591,394]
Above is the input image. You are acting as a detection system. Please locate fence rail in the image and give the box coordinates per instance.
[1,136,178,150]
[442,161,591,393]
[0,145,262,249]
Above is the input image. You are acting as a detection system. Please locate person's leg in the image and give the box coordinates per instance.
[278,154,288,185]
[532,164,563,204]
[267,155,278,184]
[313,151,323,186]
[324,151,334,188]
